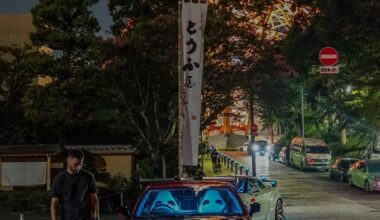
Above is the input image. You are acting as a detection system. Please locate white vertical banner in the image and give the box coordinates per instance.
[1,162,47,186]
[181,0,208,166]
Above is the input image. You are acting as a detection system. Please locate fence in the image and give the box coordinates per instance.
[216,151,251,176]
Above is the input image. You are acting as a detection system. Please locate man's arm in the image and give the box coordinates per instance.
[51,197,59,220]
[90,193,99,220]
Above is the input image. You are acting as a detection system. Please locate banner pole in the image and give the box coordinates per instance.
[178,0,184,177]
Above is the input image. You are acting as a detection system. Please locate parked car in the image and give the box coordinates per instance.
[237,142,249,152]
[235,176,284,220]
[329,158,359,182]
[278,146,290,165]
[117,180,258,219]
[348,159,380,192]
[289,137,331,171]
[269,142,285,161]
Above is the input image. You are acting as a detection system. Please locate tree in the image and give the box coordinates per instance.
[281,0,380,156]
[30,0,101,80]
[0,45,52,144]
[23,0,124,144]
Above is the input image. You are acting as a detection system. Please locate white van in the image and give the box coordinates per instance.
[289,137,331,171]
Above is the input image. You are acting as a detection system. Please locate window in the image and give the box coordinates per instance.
[304,146,330,154]
[134,187,244,217]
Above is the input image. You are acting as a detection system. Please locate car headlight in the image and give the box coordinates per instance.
[252,144,259,151]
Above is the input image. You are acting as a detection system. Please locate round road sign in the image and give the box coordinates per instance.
[250,124,258,132]
[319,47,339,66]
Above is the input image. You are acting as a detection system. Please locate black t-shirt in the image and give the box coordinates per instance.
[51,170,97,220]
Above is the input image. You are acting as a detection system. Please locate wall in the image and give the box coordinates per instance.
[96,155,133,178]
[0,13,34,46]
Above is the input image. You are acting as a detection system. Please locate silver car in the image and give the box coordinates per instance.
[235,176,284,220]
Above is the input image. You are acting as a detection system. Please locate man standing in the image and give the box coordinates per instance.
[51,149,100,220]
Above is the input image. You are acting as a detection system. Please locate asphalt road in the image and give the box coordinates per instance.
[225,151,380,220]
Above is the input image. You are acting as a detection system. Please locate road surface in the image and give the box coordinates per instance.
[225,151,380,220]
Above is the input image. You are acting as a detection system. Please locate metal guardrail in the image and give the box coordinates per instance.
[217,151,251,176]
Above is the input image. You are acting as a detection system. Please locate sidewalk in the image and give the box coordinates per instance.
[201,154,235,177]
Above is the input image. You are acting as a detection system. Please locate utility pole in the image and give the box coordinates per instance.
[249,96,256,177]
[178,0,184,177]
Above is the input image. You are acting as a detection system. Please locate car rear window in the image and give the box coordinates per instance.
[367,163,380,172]
[134,187,244,217]
[340,160,357,169]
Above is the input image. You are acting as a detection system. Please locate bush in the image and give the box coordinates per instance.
[0,190,50,212]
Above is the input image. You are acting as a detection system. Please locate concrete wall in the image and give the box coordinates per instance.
[0,13,34,46]
[207,134,248,150]
[97,155,133,178]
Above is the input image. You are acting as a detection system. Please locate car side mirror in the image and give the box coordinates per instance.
[249,202,261,216]
[249,186,260,194]
[271,180,278,187]
[115,206,131,220]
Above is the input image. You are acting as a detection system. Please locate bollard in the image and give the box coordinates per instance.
[224,156,227,166]
[230,160,234,172]
[227,158,230,168]
[240,165,243,175]
[235,162,238,174]
[245,168,249,176]
[19,213,24,220]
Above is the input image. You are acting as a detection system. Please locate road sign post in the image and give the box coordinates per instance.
[249,124,258,177]
[319,47,339,74]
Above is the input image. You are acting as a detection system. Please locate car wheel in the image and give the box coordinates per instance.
[275,199,284,220]
[329,171,333,179]
[339,174,345,183]
[365,180,371,192]
[348,176,353,186]
[300,162,305,171]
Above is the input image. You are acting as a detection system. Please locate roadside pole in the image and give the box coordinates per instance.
[178,0,184,177]
[249,97,256,177]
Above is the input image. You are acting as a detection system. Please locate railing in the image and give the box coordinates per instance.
[216,151,251,176]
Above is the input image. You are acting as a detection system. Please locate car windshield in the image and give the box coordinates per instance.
[340,160,358,170]
[367,163,380,173]
[256,141,268,146]
[134,187,244,218]
[305,146,330,154]
[235,178,265,193]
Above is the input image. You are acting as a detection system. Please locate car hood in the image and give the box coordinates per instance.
[306,153,331,160]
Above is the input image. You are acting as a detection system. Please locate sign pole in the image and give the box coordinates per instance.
[178,0,184,177]
[249,97,256,177]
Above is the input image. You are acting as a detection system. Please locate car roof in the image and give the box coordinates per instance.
[339,158,359,161]
[366,159,380,164]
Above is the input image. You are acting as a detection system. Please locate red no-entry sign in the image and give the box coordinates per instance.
[319,47,339,66]
[250,124,258,133]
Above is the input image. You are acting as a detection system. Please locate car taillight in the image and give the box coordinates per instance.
[307,158,315,163]
[249,197,256,204]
